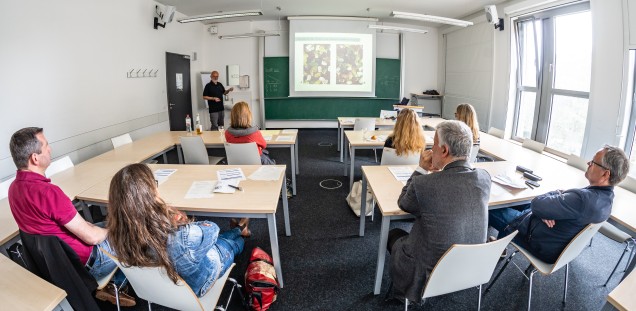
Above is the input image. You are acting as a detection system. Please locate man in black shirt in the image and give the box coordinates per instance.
[203,71,234,130]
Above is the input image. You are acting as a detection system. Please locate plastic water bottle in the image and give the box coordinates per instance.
[195,114,202,134]
[185,114,192,133]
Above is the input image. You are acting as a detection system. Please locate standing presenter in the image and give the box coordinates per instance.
[203,71,234,130]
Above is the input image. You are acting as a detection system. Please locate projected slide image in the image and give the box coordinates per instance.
[336,44,363,85]
[303,44,331,84]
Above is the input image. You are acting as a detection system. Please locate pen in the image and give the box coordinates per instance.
[229,185,242,191]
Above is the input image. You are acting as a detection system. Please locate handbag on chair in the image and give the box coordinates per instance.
[346,181,374,217]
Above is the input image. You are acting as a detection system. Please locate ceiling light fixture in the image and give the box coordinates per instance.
[368,24,428,34]
[219,32,280,39]
[178,10,263,23]
[391,11,473,27]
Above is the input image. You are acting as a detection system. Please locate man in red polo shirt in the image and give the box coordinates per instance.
[8,127,135,306]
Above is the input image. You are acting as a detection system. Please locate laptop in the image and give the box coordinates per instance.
[400,97,410,105]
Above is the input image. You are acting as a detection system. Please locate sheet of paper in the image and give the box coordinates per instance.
[341,118,355,124]
[263,135,273,142]
[388,166,414,182]
[260,130,280,136]
[281,129,298,133]
[217,168,246,181]
[213,179,240,194]
[248,166,285,181]
[276,136,294,142]
[154,169,177,185]
[492,174,527,189]
[184,181,215,199]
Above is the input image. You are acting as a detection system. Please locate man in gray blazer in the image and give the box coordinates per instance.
[388,120,492,304]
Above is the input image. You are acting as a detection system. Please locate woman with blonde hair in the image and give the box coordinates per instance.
[106,163,244,297]
[225,101,274,165]
[384,108,426,156]
[455,103,480,143]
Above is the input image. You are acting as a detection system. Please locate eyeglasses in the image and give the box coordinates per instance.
[587,160,609,171]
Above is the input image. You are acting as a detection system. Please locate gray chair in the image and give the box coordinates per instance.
[0,176,16,200]
[468,144,480,163]
[486,223,602,310]
[404,231,518,310]
[380,147,420,165]
[521,139,546,153]
[597,222,635,286]
[566,154,588,171]
[487,127,505,139]
[46,156,74,177]
[353,118,378,162]
[180,136,224,165]
[224,142,260,165]
[102,248,238,311]
[111,133,133,148]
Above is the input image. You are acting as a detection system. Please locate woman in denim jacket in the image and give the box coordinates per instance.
[106,163,244,297]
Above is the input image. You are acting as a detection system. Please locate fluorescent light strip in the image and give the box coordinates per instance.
[219,33,280,39]
[391,11,473,27]
[368,24,428,34]
[287,16,378,22]
[178,10,263,23]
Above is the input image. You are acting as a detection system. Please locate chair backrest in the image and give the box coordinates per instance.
[468,144,480,163]
[224,142,260,165]
[0,176,15,200]
[353,118,376,131]
[566,154,588,171]
[522,139,545,153]
[111,133,133,148]
[379,110,398,119]
[180,136,211,165]
[619,176,636,194]
[422,231,518,299]
[46,156,74,177]
[488,127,505,139]
[380,147,420,165]
[101,248,233,311]
[550,223,603,273]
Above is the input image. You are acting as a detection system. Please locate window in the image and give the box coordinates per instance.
[624,51,636,177]
[512,3,591,156]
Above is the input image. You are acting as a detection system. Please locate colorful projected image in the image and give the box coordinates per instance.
[303,44,330,84]
[336,44,363,85]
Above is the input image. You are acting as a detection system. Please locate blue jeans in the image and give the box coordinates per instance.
[87,222,126,286]
[489,204,531,239]
[215,228,244,274]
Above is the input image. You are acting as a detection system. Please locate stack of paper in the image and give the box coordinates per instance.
[281,129,298,134]
[154,169,177,185]
[388,167,414,183]
[263,135,273,141]
[217,168,246,181]
[213,179,240,194]
[248,166,285,181]
[492,174,527,189]
[276,136,294,142]
[184,181,215,199]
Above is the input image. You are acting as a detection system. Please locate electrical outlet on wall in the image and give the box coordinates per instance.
[208,26,218,34]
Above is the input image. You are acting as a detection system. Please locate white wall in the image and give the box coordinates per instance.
[201,20,437,128]
[0,0,207,181]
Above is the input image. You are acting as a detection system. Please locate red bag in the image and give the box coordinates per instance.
[245,247,280,311]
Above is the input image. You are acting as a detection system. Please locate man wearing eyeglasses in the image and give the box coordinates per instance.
[488,145,630,263]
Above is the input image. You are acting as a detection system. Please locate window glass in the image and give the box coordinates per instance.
[546,95,588,155]
[516,91,536,139]
[553,12,592,92]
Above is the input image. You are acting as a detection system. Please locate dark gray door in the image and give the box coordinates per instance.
[166,52,192,130]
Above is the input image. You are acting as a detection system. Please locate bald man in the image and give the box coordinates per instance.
[203,71,234,130]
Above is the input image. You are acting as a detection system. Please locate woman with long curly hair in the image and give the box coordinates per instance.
[455,103,480,143]
[384,108,426,156]
[106,163,244,297]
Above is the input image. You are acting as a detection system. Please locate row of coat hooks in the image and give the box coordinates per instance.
[127,68,159,78]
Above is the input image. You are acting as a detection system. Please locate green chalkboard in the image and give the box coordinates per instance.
[263,57,400,120]
[264,57,289,98]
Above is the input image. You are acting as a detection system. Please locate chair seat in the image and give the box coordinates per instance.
[208,156,224,165]
[511,241,554,275]
[599,222,632,243]
[197,265,234,311]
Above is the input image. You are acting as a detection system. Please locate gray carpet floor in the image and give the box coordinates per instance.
[97,129,629,311]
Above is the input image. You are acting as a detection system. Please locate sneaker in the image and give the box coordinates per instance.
[500,248,508,259]
[95,283,136,307]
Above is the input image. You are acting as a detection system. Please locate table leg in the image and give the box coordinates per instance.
[295,138,299,175]
[338,122,341,152]
[290,146,296,196]
[359,174,367,236]
[57,298,73,311]
[267,213,284,288]
[281,180,291,236]
[343,136,348,176]
[374,215,391,295]
[340,127,345,162]
[349,147,355,191]
[177,145,183,164]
